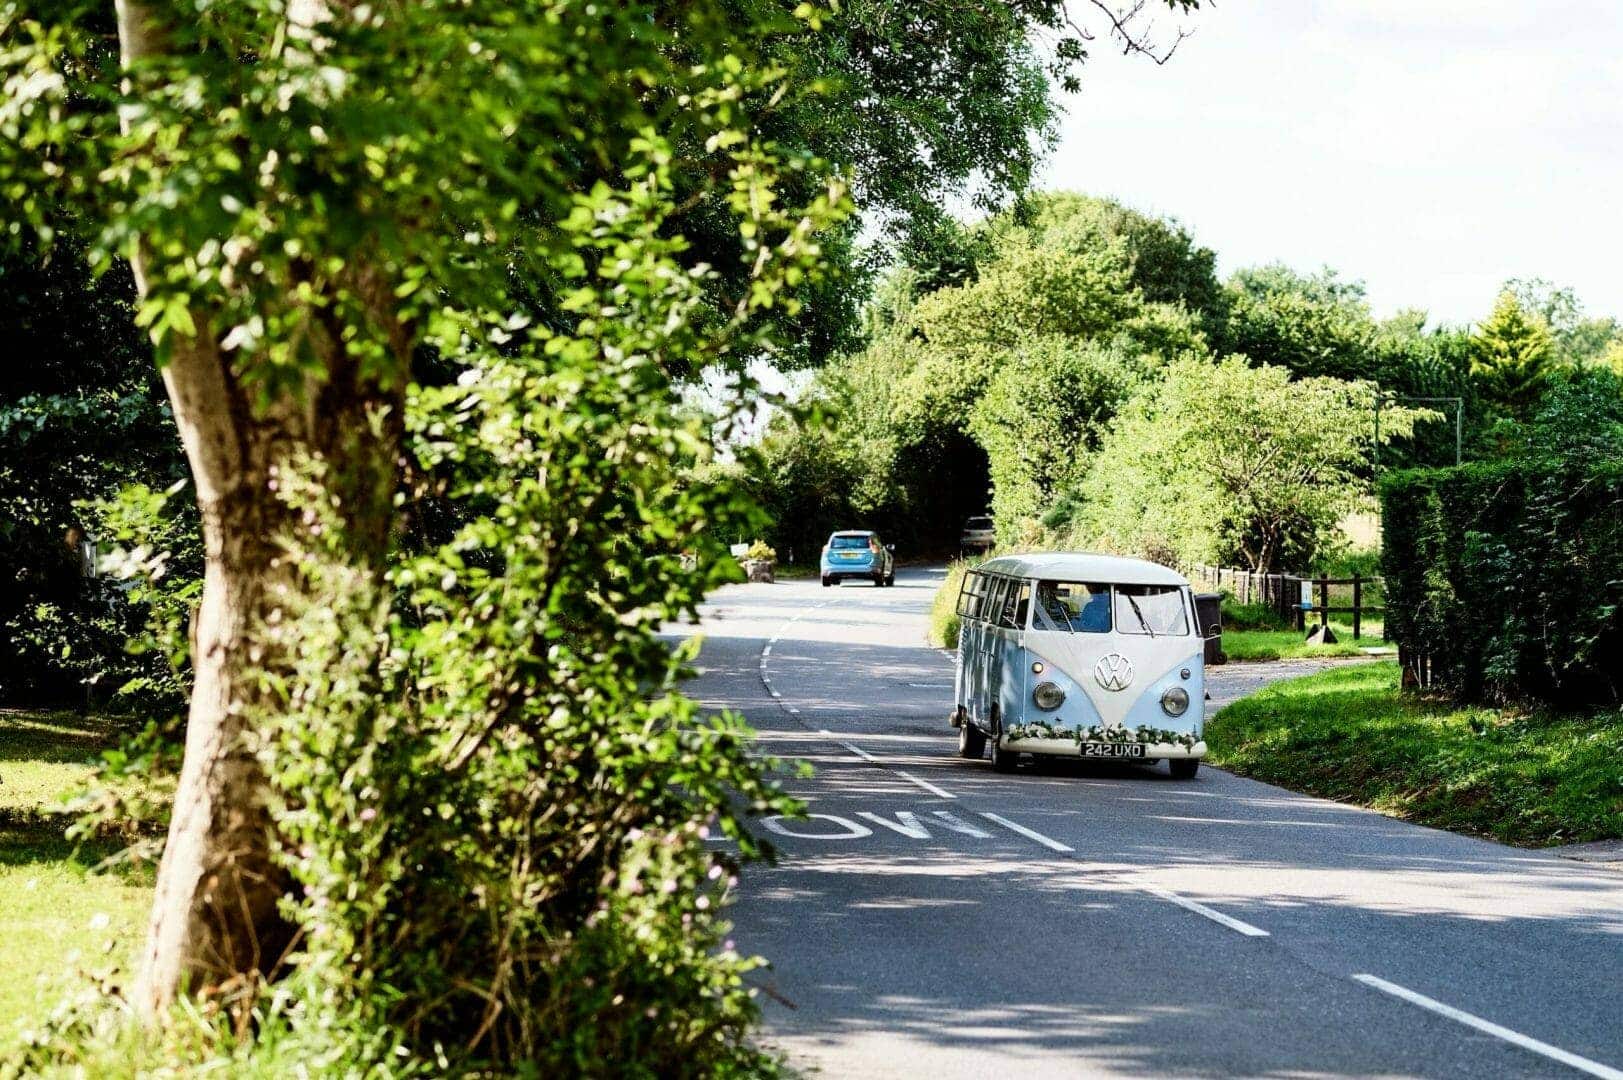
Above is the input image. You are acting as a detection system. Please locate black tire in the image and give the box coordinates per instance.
[1169,758,1200,780]
[872,572,885,587]
[821,576,833,587]
[957,719,986,759]
[988,710,1018,773]
[885,570,896,586]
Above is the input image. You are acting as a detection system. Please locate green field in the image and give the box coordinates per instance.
[0,713,154,1044]
[1207,661,1623,846]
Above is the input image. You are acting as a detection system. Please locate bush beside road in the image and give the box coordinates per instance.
[1207,661,1623,847]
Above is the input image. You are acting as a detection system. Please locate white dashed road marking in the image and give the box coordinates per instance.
[1144,885,1269,938]
[977,812,1074,854]
[1352,975,1623,1080]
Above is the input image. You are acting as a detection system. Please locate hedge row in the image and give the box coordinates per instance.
[1381,457,1623,706]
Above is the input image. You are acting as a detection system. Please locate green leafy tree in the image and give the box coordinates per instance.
[1601,339,1623,378]
[1471,290,1558,419]
[2,0,845,1032]
[1505,277,1621,367]
[1076,356,1424,571]
[969,337,1142,532]
[1218,264,1380,380]
[760,191,1213,551]
[995,192,1222,322]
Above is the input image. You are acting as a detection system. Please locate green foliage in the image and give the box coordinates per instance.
[1208,661,1623,846]
[969,338,1141,533]
[1219,596,1291,632]
[1216,264,1479,469]
[756,190,1214,553]
[1075,356,1424,571]
[745,540,776,561]
[928,559,977,649]
[2,0,854,1071]
[1382,378,1623,707]
[1218,264,1378,380]
[982,192,1221,325]
[0,237,185,705]
[1470,290,1558,420]
[1505,276,1622,368]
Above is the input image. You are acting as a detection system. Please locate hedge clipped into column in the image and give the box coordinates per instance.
[1382,457,1623,706]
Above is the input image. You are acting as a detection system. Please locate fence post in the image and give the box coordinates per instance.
[1352,575,1362,640]
[1317,578,1329,630]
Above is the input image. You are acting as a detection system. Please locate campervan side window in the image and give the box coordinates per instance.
[998,581,1030,630]
[956,570,991,621]
[1114,584,1190,636]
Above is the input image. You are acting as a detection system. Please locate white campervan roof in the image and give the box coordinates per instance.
[977,552,1187,587]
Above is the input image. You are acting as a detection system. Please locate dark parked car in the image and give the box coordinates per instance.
[960,515,995,556]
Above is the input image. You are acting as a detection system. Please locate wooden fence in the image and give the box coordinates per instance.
[1186,565,1385,641]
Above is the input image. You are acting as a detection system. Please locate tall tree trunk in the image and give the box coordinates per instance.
[116,0,406,1016]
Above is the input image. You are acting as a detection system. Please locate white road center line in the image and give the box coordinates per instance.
[1144,885,1269,938]
[979,812,1074,853]
[1352,974,1623,1080]
[896,770,955,800]
[837,741,956,799]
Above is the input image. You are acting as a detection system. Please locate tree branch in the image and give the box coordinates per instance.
[1067,0,1197,66]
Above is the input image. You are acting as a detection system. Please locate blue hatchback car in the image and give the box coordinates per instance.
[820,531,895,587]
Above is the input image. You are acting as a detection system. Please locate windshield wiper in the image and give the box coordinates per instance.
[1125,593,1156,638]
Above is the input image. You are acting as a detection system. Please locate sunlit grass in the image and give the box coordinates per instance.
[0,711,155,1045]
[1221,628,1371,661]
[1207,660,1623,846]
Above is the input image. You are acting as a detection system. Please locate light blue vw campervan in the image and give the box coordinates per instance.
[950,553,1211,779]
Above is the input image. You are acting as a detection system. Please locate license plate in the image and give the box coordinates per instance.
[837,552,863,560]
[1081,742,1145,758]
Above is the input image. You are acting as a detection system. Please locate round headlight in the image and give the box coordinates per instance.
[1032,681,1065,711]
[1160,686,1190,717]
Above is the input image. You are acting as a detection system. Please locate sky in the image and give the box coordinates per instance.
[1038,0,1623,327]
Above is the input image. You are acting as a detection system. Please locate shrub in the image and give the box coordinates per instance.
[1382,453,1623,706]
[745,540,776,562]
[929,560,975,649]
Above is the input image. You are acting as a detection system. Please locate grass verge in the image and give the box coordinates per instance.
[0,711,154,1043]
[1206,661,1623,846]
[927,560,973,648]
[1221,627,1380,662]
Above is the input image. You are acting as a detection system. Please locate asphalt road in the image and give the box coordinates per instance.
[670,566,1623,1079]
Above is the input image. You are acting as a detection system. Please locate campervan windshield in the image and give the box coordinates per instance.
[1114,584,1190,636]
[1033,581,1111,633]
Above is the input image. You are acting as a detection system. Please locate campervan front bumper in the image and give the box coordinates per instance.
[998,733,1208,760]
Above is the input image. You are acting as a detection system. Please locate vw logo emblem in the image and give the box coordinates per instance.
[1093,652,1134,691]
